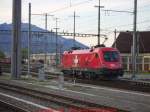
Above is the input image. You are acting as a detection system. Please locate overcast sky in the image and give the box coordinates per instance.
[0,0,150,47]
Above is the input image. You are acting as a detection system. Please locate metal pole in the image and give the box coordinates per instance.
[55,18,59,67]
[132,0,137,79]
[11,0,22,79]
[95,0,104,46]
[73,11,76,47]
[114,29,117,48]
[98,0,100,45]
[28,3,31,77]
[136,31,140,74]
[45,13,48,30]
[69,11,79,47]
[44,13,48,65]
[137,31,140,56]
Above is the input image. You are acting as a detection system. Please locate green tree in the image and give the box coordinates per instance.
[0,50,5,59]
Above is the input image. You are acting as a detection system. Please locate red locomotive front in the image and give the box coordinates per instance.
[61,47,123,79]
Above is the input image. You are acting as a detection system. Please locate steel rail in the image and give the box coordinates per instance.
[0,81,122,112]
[0,100,28,112]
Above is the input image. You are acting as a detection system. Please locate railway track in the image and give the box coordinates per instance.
[0,80,124,112]
[1,65,150,93]
[0,100,27,112]
[72,78,150,93]
[0,88,55,112]
[3,69,150,94]
[44,72,150,94]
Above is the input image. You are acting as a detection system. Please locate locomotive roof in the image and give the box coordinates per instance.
[64,47,117,54]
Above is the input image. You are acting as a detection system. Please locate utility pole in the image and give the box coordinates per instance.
[73,11,76,47]
[136,31,140,74]
[54,18,60,67]
[95,0,104,45]
[28,3,31,77]
[44,13,48,66]
[137,31,140,57]
[132,0,137,79]
[69,11,79,47]
[45,13,48,30]
[73,11,80,47]
[12,0,22,79]
[114,29,117,48]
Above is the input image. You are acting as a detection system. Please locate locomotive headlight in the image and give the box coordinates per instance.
[110,63,115,67]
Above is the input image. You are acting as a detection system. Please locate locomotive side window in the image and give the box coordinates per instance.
[103,51,119,62]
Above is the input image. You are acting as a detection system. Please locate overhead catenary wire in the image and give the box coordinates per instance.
[23,0,150,36]
[103,19,150,30]
[61,18,150,35]
[48,0,93,14]
[62,1,150,34]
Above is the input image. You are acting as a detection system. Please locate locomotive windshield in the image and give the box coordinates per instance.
[103,51,119,62]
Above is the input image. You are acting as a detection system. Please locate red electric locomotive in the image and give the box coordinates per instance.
[61,46,123,79]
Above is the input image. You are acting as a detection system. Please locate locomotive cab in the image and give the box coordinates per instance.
[98,49,123,78]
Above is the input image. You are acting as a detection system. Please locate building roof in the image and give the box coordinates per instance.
[112,31,150,53]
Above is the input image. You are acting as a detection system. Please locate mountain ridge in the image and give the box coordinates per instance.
[0,23,88,56]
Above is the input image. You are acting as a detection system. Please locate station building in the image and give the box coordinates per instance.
[113,31,150,72]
